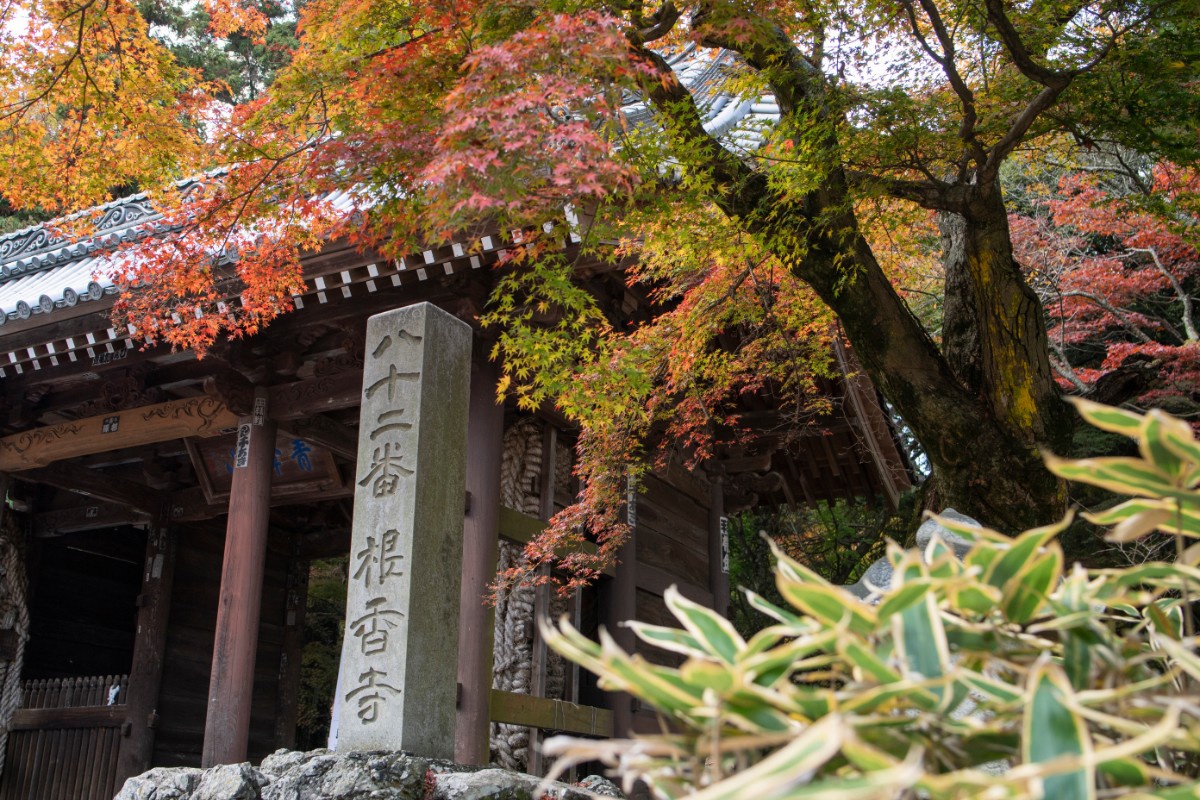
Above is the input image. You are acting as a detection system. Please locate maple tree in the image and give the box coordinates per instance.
[2,0,1199,575]
[1012,157,1199,408]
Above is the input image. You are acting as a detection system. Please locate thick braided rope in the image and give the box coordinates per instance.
[0,509,28,779]
[490,419,543,771]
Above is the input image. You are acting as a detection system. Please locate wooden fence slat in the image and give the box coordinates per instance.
[67,728,85,800]
[0,675,130,800]
[78,726,97,800]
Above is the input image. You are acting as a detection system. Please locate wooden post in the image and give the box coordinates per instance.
[526,425,556,775]
[274,541,309,749]
[602,475,637,737]
[708,478,730,619]
[116,515,176,783]
[202,388,275,766]
[454,346,503,765]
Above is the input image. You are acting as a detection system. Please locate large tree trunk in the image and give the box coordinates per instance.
[647,15,1073,532]
[741,174,1071,532]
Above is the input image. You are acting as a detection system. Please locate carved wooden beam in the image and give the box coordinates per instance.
[203,370,256,416]
[0,396,238,471]
[269,372,363,420]
[19,461,166,514]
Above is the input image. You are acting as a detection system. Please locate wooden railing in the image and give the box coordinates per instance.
[0,675,129,800]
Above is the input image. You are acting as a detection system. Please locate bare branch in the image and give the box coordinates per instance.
[1131,246,1198,341]
[1048,342,1090,393]
[1061,290,1155,343]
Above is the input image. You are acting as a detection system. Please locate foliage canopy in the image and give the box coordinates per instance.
[1,0,1198,566]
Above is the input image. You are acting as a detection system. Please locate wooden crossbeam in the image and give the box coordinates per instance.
[19,462,165,514]
[498,506,615,578]
[9,706,126,732]
[167,483,356,523]
[489,690,612,738]
[33,503,146,537]
[0,396,238,471]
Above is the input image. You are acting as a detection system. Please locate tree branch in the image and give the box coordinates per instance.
[690,1,823,117]
[981,83,1068,182]
[627,45,754,209]
[1131,246,1198,341]
[844,172,969,213]
[982,0,1074,88]
[900,0,987,171]
[1061,290,1155,343]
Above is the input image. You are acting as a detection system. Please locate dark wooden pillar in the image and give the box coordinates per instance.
[117,516,177,782]
[708,478,730,619]
[202,388,275,766]
[274,540,308,749]
[601,476,637,737]
[454,346,503,765]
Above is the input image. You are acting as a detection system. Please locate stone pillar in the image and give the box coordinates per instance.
[334,302,471,758]
[454,347,503,764]
[202,387,275,767]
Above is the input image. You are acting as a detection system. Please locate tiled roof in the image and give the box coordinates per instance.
[0,46,778,333]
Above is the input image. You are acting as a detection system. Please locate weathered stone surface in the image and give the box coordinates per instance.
[117,749,626,800]
[114,767,204,800]
[335,302,473,759]
[573,776,623,797]
[194,763,269,800]
[845,508,980,600]
[914,508,978,560]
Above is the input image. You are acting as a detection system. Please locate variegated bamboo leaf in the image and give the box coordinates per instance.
[1045,454,1191,501]
[626,621,708,659]
[685,716,844,800]
[775,579,878,637]
[1023,661,1095,800]
[986,514,1072,591]
[1002,545,1062,623]
[743,590,807,626]
[1068,397,1145,438]
[1141,411,1192,480]
[664,585,745,664]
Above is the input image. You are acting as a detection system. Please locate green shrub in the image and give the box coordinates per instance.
[542,399,1200,799]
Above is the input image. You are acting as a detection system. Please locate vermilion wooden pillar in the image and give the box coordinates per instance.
[202,388,275,766]
[454,347,503,764]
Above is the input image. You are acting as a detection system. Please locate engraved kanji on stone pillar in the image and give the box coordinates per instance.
[335,302,472,758]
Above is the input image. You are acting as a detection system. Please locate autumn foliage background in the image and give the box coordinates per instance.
[1,0,1198,580]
